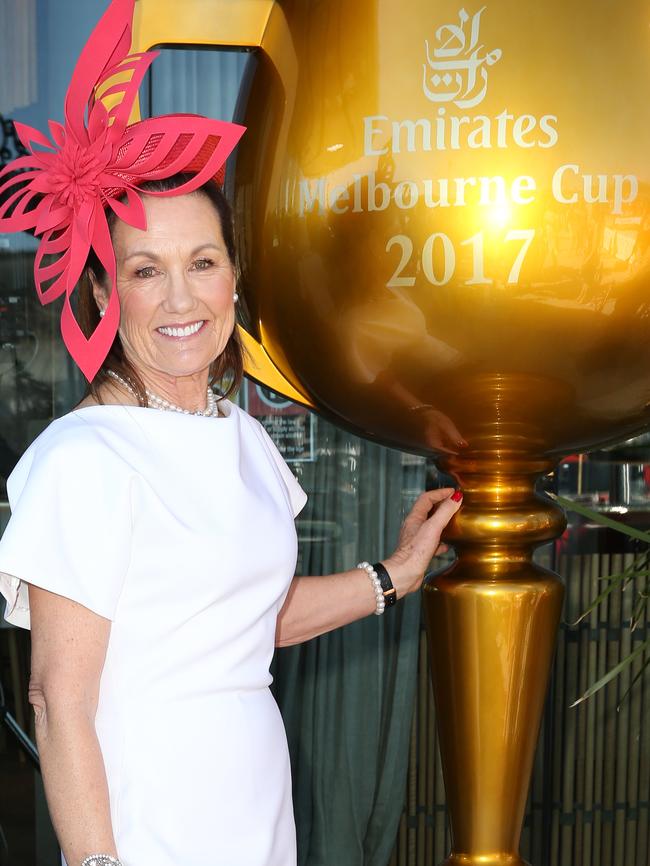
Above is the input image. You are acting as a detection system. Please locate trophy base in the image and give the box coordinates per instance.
[428,448,566,866]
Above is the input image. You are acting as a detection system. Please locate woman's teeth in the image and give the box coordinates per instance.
[157,321,204,337]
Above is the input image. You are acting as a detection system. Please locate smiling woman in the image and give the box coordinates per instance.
[77,173,245,412]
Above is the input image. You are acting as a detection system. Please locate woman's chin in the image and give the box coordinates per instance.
[131,336,228,381]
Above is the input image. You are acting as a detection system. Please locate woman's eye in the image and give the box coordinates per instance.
[135,266,156,279]
[194,258,215,271]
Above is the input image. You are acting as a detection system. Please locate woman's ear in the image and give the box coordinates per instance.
[88,270,109,315]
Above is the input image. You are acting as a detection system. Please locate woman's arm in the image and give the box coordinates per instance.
[28,585,118,866]
[276,487,462,647]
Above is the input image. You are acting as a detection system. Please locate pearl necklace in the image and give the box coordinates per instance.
[105,369,221,417]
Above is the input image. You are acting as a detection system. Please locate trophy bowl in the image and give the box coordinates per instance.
[136,1,650,863]
[231,0,650,461]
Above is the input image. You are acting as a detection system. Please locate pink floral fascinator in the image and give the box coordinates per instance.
[0,0,246,382]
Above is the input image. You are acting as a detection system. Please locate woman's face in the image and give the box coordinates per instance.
[94,192,236,382]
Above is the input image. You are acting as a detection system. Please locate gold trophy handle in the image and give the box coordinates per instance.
[133,0,275,50]
[238,330,314,408]
[132,0,314,408]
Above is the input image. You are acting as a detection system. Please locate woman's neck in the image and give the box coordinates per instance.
[140,371,211,413]
[76,367,213,414]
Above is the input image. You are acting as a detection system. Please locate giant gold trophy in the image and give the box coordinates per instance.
[136,2,650,863]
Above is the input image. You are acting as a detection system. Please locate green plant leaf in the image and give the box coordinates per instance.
[548,492,650,544]
[546,491,650,702]
[569,572,630,626]
[571,637,650,706]
[616,657,650,711]
[569,557,649,625]
[630,590,650,631]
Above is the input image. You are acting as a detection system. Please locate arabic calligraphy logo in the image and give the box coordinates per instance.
[423,6,502,109]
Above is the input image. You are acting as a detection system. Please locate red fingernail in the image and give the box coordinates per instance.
[451,489,463,501]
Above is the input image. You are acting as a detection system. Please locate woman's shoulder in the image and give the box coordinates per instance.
[17,411,103,463]
[25,407,121,456]
[236,409,309,517]
[7,410,132,505]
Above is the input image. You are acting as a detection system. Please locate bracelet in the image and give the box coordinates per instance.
[357,561,397,615]
[357,561,385,615]
[80,856,122,866]
[373,561,397,607]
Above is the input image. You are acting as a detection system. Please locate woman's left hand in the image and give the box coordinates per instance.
[382,487,463,597]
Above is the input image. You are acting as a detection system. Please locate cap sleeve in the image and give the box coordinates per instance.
[0,420,133,629]
[249,416,308,519]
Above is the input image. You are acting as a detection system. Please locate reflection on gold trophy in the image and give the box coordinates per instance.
[136,2,650,863]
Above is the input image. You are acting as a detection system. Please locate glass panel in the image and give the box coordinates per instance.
[0,2,118,474]
[1,4,116,864]
[143,46,251,120]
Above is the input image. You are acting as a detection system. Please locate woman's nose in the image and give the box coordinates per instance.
[163,269,197,314]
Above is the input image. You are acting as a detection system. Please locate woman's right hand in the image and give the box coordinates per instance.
[382,487,463,597]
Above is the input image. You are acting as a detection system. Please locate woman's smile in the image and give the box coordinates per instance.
[155,319,209,340]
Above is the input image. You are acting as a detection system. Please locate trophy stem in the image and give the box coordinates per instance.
[423,453,566,866]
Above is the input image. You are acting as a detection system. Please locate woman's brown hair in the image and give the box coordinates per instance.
[77,173,245,407]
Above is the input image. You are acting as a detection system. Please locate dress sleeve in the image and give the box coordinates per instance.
[250,417,309,519]
[0,423,133,629]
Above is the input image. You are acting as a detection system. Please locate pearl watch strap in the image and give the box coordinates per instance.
[357,560,396,615]
[80,856,122,866]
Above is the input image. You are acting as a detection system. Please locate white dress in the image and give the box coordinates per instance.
[0,398,308,866]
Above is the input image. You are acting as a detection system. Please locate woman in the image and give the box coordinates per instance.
[0,171,462,866]
[0,3,463,865]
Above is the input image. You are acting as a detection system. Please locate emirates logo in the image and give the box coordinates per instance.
[422,6,502,109]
